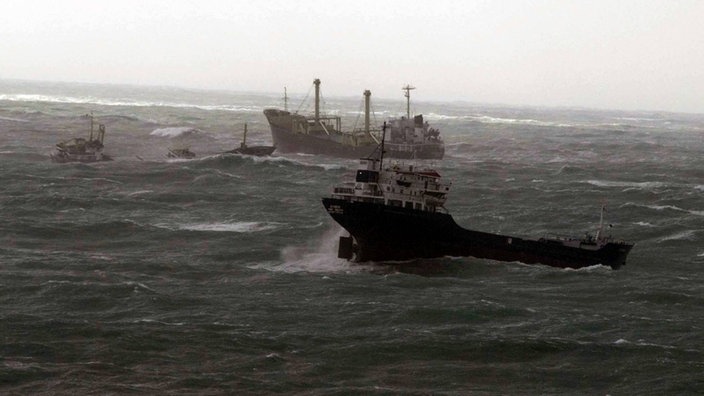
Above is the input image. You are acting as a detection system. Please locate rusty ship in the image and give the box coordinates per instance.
[264,79,444,159]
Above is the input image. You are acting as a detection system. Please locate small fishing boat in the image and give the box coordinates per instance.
[167,147,196,159]
[224,123,276,156]
[51,113,112,163]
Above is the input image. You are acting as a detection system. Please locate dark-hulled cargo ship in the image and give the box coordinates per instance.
[322,128,633,269]
[264,79,444,159]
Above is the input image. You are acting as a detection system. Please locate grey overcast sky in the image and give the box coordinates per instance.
[1,0,702,113]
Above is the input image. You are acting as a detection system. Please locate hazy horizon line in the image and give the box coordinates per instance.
[1,76,702,117]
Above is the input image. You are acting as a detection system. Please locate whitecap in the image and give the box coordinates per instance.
[585,180,666,189]
[133,318,185,326]
[657,230,697,243]
[178,221,282,233]
[635,204,704,217]
[318,163,348,171]
[150,127,201,137]
[127,190,154,197]
[89,254,113,261]
[258,226,357,273]
[0,93,263,112]
[443,114,566,127]
[0,115,29,122]
[271,248,354,273]
[210,169,243,179]
[259,154,353,171]
[566,264,612,272]
[123,281,157,293]
[642,204,681,211]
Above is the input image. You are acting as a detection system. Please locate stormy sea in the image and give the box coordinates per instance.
[1,79,703,395]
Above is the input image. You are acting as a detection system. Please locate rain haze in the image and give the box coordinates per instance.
[1,0,702,113]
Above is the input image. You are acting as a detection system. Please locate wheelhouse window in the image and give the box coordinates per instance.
[356,170,379,183]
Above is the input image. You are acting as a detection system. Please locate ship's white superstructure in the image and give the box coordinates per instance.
[331,157,451,213]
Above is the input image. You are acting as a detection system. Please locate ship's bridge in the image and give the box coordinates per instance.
[331,160,451,213]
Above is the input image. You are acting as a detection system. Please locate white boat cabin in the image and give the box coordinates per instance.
[331,158,451,212]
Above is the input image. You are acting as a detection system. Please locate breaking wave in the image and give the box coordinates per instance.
[585,180,667,189]
[150,127,202,137]
[657,230,698,243]
[176,221,283,233]
[626,203,704,217]
[0,93,262,112]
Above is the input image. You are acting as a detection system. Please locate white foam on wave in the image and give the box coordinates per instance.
[133,318,185,326]
[124,281,157,293]
[258,153,351,171]
[471,115,559,127]
[127,190,154,197]
[585,180,667,189]
[565,264,612,272]
[658,230,697,243]
[150,127,201,137]
[0,93,262,112]
[318,162,347,171]
[616,116,661,122]
[423,112,572,128]
[0,115,29,122]
[209,168,243,179]
[613,338,679,350]
[630,203,704,217]
[178,221,282,233]
[262,225,357,273]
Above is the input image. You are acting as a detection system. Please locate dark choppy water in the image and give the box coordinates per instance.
[1,79,703,394]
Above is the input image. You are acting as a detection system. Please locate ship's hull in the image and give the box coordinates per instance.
[51,152,112,163]
[225,145,276,156]
[322,198,633,269]
[270,124,377,158]
[265,110,444,159]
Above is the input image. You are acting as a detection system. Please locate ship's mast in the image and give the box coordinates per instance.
[283,87,288,111]
[596,204,606,240]
[402,84,415,119]
[364,89,371,136]
[242,123,248,148]
[314,78,321,122]
[88,112,94,141]
[379,122,386,171]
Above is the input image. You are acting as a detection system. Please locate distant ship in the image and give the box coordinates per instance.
[167,147,196,159]
[263,79,444,159]
[224,123,276,156]
[51,113,112,163]
[322,125,633,269]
